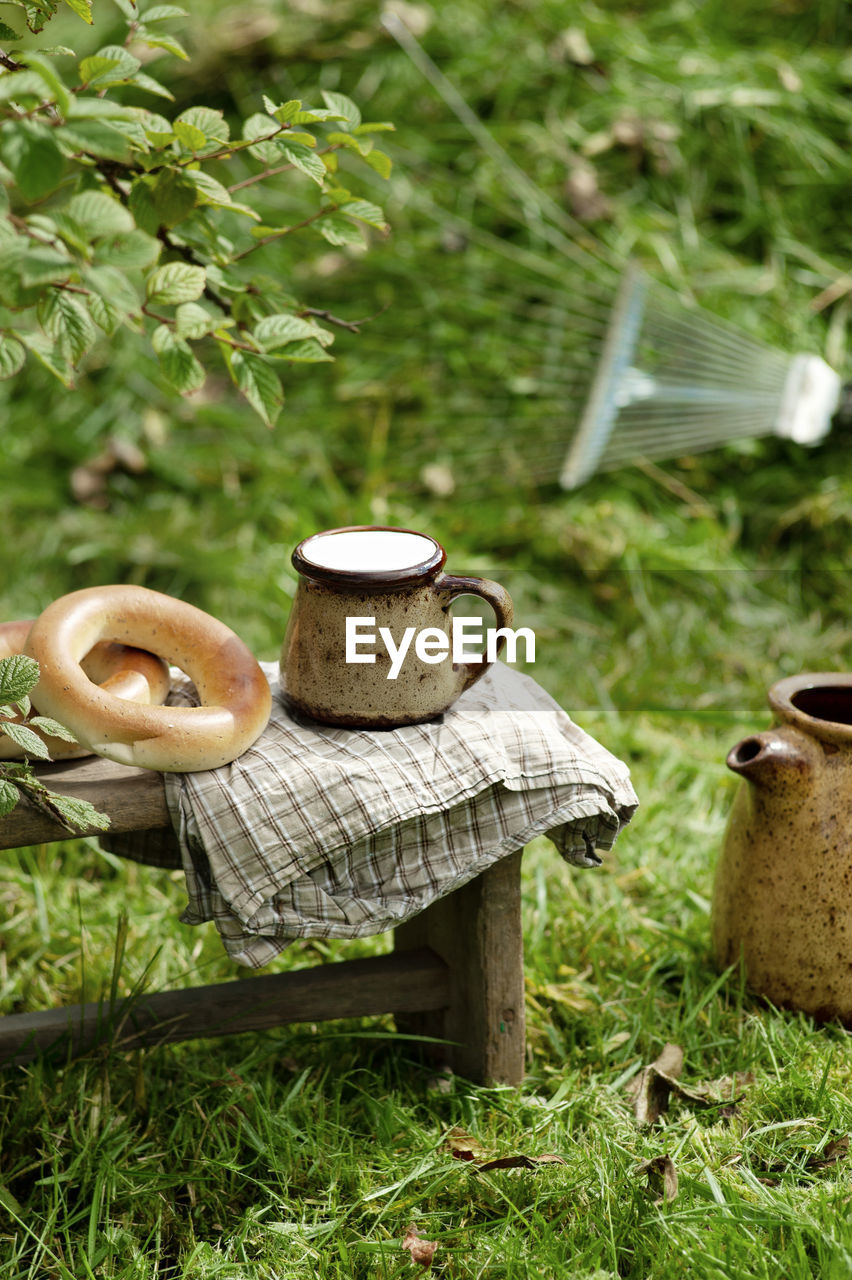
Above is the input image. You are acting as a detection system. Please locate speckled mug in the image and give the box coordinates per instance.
[712,673,852,1022]
[280,525,514,729]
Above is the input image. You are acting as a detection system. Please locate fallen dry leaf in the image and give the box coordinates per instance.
[625,1042,687,1126]
[402,1225,438,1268]
[477,1153,567,1172]
[443,1126,566,1172]
[444,1126,488,1162]
[811,1135,850,1169]
[626,1045,753,1126]
[636,1154,679,1204]
[550,26,595,65]
[564,166,612,222]
[654,1043,685,1078]
[757,1134,850,1184]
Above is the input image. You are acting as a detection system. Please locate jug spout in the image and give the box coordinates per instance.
[726,726,822,791]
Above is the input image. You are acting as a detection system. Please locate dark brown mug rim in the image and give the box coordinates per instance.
[292,525,447,588]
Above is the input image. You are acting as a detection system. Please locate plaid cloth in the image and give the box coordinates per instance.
[159,661,637,969]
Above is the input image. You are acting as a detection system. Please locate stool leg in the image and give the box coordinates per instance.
[393,850,525,1086]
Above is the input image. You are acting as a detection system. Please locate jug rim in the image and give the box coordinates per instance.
[768,672,852,746]
[292,524,446,588]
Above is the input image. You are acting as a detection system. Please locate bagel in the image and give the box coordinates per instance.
[0,618,171,761]
[24,585,272,772]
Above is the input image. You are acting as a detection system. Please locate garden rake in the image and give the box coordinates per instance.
[353,14,844,492]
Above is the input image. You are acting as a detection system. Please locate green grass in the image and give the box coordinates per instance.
[2,0,852,1274]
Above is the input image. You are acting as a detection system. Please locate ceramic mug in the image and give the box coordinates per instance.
[280,525,514,728]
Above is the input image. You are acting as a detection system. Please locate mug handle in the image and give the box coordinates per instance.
[433,574,514,692]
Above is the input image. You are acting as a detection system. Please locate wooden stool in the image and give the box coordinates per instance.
[0,758,525,1083]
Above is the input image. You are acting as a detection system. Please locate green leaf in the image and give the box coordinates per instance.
[0,122,64,202]
[86,290,121,335]
[20,245,73,287]
[39,289,98,363]
[0,241,28,306]
[79,45,140,88]
[276,140,326,185]
[127,178,160,235]
[0,22,21,39]
[353,121,395,135]
[61,0,93,20]
[77,54,120,84]
[52,211,91,257]
[184,169,260,219]
[0,71,48,104]
[0,722,50,759]
[252,312,325,351]
[262,96,301,124]
[175,106,229,148]
[146,261,206,305]
[48,791,111,832]
[326,131,371,159]
[143,126,175,148]
[340,198,388,230]
[318,213,364,247]
[143,5,189,21]
[290,108,343,125]
[18,331,75,385]
[96,227,160,269]
[129,71,174,100]
[21,1,59,35]
[56,119,132,162]
[173,119,207,151]
[107,114,151,152]
[149,168,197,227]
[0,333,26,379]
[84,264,140,333]
[134,27,187,59]
[183,168,231,207]
[272,337,333,363]
[84,264,140,311]
[320,90,361,130]
[67,95,142,120]
[0,654,39,703]
[151,323,205,392]
[227,348,283,426]
[282,131,317,148]
[0,779,19,819]
[22,51,71,114]
[29,715,77,741]
[174,300,223,339]
[364,149,392,179]
[66,190,135,238]
[242,113,280,164]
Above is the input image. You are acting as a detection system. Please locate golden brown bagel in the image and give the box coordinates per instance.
[24,585,271,772]
[0,618,171,761]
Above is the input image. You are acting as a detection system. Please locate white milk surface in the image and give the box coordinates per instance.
[301,529,438,573]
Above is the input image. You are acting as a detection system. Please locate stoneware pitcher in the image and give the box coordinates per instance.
[711,672,852,1022]
[280,525,514,729]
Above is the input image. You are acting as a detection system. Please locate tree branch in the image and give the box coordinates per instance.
[231,205,338,262]
[141,303,258,352]
[227,145,340,194]
[0,49,24,73]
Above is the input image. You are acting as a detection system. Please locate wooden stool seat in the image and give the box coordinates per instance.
[0,758,525,1082]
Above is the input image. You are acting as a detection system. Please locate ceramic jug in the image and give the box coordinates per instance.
[280,525,514,729]
[711,672,852,1022]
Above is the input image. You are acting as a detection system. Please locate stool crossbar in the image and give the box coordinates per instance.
[0,757,526,1083]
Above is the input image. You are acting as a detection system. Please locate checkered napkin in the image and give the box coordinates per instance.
[162,661,638,969]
